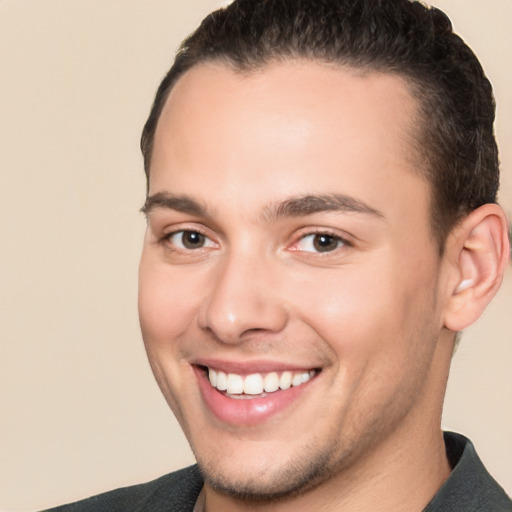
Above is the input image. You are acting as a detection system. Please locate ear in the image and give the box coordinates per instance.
[443,204,510,332]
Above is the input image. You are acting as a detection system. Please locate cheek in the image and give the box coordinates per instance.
[138,258,203,415]
[290,258,435,367]
[293,265,438,427]
[138,257,201,346]
[289,264,394,339]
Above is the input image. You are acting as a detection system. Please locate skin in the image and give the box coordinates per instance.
[139,61,459,511]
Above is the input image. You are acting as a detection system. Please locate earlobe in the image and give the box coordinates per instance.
[443,204,510,332]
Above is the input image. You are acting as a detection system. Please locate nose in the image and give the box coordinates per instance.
[198,252,289,344]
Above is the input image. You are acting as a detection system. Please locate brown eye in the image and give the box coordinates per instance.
[168,230,214,250]
[313,234,339,252]
[181,231,205,249]
[295,233,345,253]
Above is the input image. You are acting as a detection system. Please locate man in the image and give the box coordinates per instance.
[46,0,511,510]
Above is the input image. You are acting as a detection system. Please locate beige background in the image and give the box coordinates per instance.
[0,1,510,510]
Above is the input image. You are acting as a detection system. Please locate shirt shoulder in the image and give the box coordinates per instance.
[41,465,203,512]
[424,432,512,512]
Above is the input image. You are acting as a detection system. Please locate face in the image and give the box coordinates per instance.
[139,61,451,500]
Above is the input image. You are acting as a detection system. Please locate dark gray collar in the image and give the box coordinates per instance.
[423,431,511,511]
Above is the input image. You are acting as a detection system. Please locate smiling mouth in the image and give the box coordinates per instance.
[203,366,319,399]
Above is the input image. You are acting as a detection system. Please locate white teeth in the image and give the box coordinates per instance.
[244,374,264,395]
[226,373,244,394]
[301,371,312,383]
[208,368,217,387]
[206,367,316,396]
[263,372,279,392]
[291,372,303,386]
[216,371,227,391]
[279,371,292,390]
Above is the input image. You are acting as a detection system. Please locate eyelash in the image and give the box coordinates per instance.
[160,228,351,256]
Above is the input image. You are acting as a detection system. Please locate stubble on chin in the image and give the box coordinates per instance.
[192,384,425,504]
[196,444,337,502]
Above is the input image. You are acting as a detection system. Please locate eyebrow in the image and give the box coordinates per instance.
[261,193,384,222]
[141,192,209,217]
[141,192,384,221]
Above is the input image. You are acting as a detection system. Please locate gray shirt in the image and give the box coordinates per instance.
[43,432,511,511]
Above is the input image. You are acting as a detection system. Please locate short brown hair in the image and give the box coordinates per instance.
[141,0,499,250]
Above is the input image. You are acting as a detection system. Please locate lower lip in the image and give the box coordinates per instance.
[194,367,315,426]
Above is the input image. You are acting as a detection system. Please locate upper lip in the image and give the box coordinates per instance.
[193,359,319,375]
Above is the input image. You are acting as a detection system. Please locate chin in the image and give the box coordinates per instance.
[194,441,339,501]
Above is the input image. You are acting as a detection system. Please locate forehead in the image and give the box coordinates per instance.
[156,61,420,154]
[150,60,430,230]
